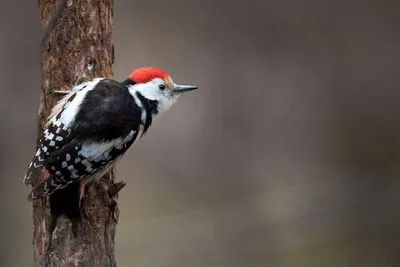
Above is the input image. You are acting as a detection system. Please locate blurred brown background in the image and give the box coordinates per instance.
[1,0,400,266]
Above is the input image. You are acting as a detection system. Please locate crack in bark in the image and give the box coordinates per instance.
[41,0,68,49]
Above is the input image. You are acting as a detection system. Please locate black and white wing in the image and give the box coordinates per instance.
[24,78,142,200]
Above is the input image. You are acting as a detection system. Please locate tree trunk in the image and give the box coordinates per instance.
[34,1,122,266]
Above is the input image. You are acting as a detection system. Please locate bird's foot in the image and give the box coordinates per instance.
[78,180,90,219]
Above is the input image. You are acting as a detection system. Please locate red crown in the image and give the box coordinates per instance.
[129,67,169,84]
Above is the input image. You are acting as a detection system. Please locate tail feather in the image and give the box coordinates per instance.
[23,148,45,185]
[28,175,75,201]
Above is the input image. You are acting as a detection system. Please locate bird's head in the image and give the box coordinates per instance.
[125,67,198,114]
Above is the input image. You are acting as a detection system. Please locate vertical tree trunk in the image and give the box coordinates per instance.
[34,1,122,266]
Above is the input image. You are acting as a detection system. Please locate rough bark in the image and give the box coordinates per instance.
[34,1,122,266]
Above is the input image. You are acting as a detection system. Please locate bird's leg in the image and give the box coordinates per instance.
[79,179,88,208]
[78,179,92,219]
[40,167,50,180]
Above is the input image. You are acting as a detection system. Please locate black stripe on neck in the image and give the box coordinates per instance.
[135,92,159,136]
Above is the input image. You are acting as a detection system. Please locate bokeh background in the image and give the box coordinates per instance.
[1,0,400,266]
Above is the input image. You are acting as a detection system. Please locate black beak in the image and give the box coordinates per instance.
[173,84,199,94]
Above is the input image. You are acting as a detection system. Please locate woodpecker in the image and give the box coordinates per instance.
[24,67,198,202]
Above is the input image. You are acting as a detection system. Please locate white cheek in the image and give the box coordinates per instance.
[143,87,163,100]
[158,95,179,114]
[129,81,163,101]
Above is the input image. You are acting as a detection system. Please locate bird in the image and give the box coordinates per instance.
[24,66,198,203]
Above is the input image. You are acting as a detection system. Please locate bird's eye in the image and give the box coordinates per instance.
[159,84,166,90]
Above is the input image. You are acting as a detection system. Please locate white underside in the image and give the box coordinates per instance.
[78,130,136,162]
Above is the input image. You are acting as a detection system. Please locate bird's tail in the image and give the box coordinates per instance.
[28,175,75,201]
[23,147,45,185]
